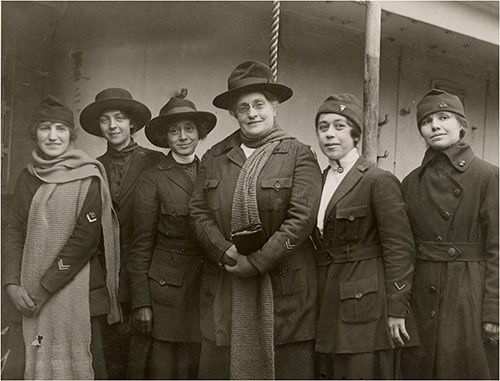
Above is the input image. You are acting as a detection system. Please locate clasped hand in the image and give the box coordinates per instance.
[223,245,259,278]
[6,284,50,318]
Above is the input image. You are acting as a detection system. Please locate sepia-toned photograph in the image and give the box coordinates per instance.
[1,1,498,379]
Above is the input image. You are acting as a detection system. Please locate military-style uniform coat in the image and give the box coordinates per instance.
[128,152,203,342]
[98,144,163,303]
[401,142,499,379]
[314,156,415,354]
[3,171,109,321]
[189,130,322,346]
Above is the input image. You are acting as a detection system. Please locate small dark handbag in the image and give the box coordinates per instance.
[230,223,267,255]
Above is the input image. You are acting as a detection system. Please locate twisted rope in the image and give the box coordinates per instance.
[269,0,280,82]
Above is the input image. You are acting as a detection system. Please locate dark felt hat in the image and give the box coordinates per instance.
[32,95,74,128]
[145,97,216,148]
[80,88,151,137]
[213,60,293,110]
[416,89,466,126]
[315,93,363,129]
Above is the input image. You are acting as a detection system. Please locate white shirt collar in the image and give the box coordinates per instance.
[328,148,359,171]
[172,151,196,164]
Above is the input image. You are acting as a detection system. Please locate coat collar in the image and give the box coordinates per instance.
[420,141,475,174]
[323,156,371,220]
[158,151,198,194]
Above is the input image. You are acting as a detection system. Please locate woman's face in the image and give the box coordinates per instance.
[99,109,133,151]
[166,119,199,156]
[37,122,71,158]
[419,111,462,150]
[316,113,356,161]
[233,92,276,139]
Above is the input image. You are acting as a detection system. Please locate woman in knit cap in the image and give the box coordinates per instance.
[189,60,322,379]
[2,95,121,379]
[127,93,216,379]
[400,89,499,379]
[312,93,415,379]
[80,88,164,378]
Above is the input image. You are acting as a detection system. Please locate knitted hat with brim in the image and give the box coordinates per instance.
[80,88,151,137]
[416,89,466,126]
[145,96,216,148]
[213,60,293,110]
[32,95,74,128]
[315,93,363,129]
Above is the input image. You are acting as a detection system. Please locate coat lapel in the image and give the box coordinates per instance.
[163,152,195,195]
[118,150,149,201]
[226,146,246,168]
[324,157,367,221]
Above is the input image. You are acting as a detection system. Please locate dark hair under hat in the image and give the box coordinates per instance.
[80,88,151,137]
[315,93,363,129]
[416,89,466,126]
[145,96,216,148]
[213,60,293,110]
[32,95,74,128]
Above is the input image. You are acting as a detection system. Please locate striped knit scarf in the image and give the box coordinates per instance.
[21,148,121,380]
[230,126,290,380]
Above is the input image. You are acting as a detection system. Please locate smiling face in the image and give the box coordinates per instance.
[316,113,357,161]
[99,110,134,151]
[166,119,199,156]
[419,111,462,150]
[232,91,276,139]
[36,122,72,158]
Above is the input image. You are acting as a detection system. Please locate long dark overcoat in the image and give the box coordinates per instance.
[314,156,415,355]
[189,130,322,347]
[98,145,163,303]
[128,152,203,342]
[401,142,499,379]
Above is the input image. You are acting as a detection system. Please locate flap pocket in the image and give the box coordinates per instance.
[340,276,378,300]
[204,179,220,190]
[336,205,368,221]
[160,203,189,217]
[148,266,184,287]
[261,177,293,191]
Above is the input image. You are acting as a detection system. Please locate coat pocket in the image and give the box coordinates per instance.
[204,179,221,210]
[148,265,185,308]
[272,253,305,296]
[336,205,368,242]
[261,177,293,212]
[339,276,379,324]
[160,203,190,235]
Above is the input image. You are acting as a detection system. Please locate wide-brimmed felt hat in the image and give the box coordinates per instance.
[145,96,216,148]
[80,88,151,137]
[213,60,293,110]
[416,88,466,126]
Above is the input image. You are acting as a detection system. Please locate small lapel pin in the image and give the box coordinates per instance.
[458,160,466,167]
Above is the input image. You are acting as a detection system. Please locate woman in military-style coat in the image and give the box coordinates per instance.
[80,88,164,378]
[313,93,416,380]
[127,95,216,379]
[401,89,499,380]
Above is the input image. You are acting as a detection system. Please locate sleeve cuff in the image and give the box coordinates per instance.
[483,298,499,324]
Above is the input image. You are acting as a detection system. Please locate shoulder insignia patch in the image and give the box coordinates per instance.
[86,212,97,223]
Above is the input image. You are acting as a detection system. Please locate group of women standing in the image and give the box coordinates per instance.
[2,59,498,380]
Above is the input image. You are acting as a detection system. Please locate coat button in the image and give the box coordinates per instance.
[434,236,443,242]
[447,247,457,256]
[453,189,461,197]
[326,254,332,262]
[349,215,355,221]
[181,247,185,252]
[159,280,166,286]
[441,211,451,220]
[280,266,289,275]
[428,285,437,293]
[275,182,281,189]
[355,292,363,299]
[430,310,436,318]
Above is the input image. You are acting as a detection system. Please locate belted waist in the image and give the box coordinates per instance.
[315,242,382,265]
[155,235,203,256]
[416,241,486,262]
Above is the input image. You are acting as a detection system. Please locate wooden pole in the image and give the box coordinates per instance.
[362,1,381,165]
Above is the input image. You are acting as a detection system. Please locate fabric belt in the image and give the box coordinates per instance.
[315,242,382,265]
[415,241,486,262]
[155,235,203,255]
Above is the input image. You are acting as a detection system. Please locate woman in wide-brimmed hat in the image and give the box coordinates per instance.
[189,60,322,379]
[2,96,120,379]
[312,93,415,379]
[128,94,216,379]
[400,89,499,379]
[80,88,164,378]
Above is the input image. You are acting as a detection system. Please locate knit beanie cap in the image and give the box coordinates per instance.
[32,95,75,128]
[416,89,466,126]
[315,93,363,129]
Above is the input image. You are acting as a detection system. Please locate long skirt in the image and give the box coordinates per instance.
[147,339,201,380]
[198,339,315,380]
